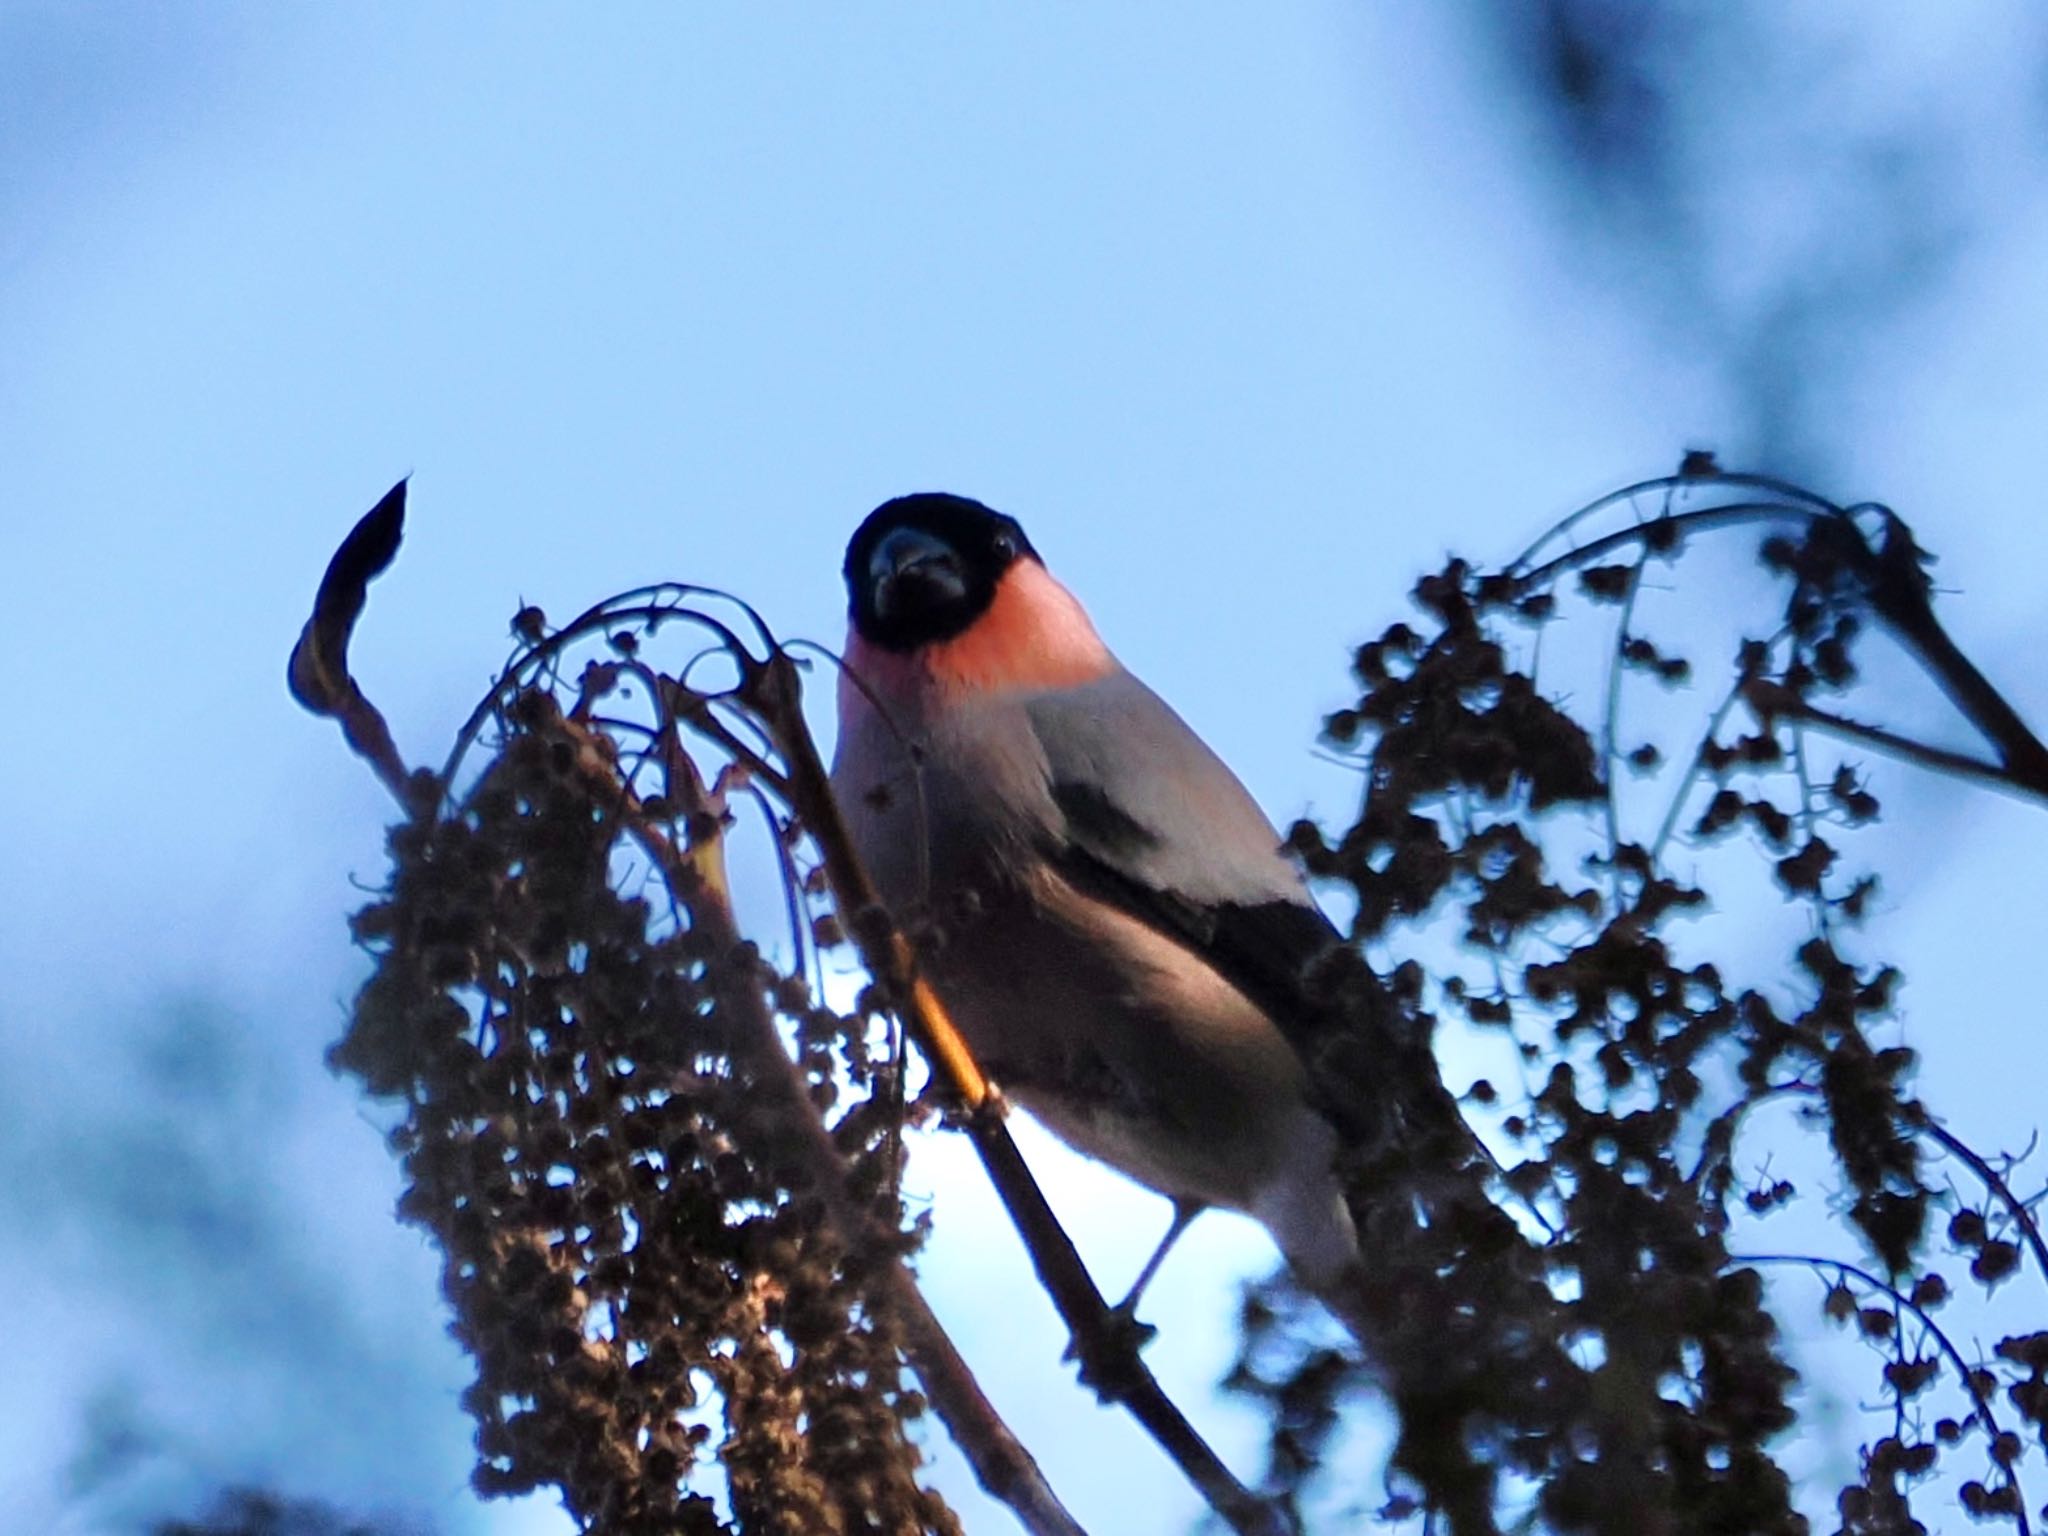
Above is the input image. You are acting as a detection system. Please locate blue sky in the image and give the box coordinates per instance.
[5,6,2048,1532]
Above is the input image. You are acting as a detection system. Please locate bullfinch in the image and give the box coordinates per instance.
[831,492,1379,1324]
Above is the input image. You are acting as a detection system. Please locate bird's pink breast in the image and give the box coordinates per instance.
[839,559,1115,719]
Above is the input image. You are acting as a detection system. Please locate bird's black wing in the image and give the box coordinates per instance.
[1049,774,1340,1026]
[1027,676,1471,1159]
[1021,677,1345,1041]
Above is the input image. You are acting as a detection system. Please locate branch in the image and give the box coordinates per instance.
[1842,508,2048,796]
[1597,549,1648,901]
[1510,467,1842,574]
[1647,629,1785,868]
[1749,688,2048,810]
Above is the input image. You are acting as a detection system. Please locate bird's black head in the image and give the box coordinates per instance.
[844,493,1040,651]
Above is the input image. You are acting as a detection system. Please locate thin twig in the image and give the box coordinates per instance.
[1598,551,1648,908]
[1918,1118,2048,1294]
[1647,628,1788,869]
[1513,503,1830,591]
[1686,1081,1817,1193]
[1510,471,1842,573]
[1756,693,2048,809]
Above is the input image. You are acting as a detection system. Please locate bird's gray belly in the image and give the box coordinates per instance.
[913,876,1329,1217]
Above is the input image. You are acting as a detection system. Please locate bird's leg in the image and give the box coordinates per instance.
[1109,1197,1205,1332]
[1064,1197,1205,1399]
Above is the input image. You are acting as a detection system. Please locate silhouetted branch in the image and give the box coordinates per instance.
[1849,510,2048,794]
[1596,547,1648,893]
[1754,689,2048,809]
[1512,501,1823,590]
[1511,466,1841,574]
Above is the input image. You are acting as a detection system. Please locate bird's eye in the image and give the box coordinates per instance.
[991,530,1016,558]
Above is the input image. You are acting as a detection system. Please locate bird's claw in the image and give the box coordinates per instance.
[1062,1298,1159,1403]
[1102,1297,1160,1353]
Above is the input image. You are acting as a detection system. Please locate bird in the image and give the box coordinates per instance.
[829,491,1402,1327]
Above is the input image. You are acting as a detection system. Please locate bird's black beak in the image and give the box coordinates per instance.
[869,526,967,621]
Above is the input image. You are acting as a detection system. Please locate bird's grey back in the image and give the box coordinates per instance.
[832,664,1308,921]
[1019,670,1308,911]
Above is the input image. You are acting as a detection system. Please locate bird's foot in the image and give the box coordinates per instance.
[1062,1298,1158,1404]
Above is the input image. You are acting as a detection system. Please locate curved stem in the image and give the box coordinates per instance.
[1919,1118,2048,1294]
[1733,1252,2031,1536]
[1598,550,1648,905]
[1510,471,1841,573]
[1513,503,1825,592]
[439,595,765,794]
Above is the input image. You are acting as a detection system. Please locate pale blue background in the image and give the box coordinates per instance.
[6,6,2048,1532]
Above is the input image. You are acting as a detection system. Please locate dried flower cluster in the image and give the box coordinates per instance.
[1234,470,2048,1533]
[335,672,950,1532]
